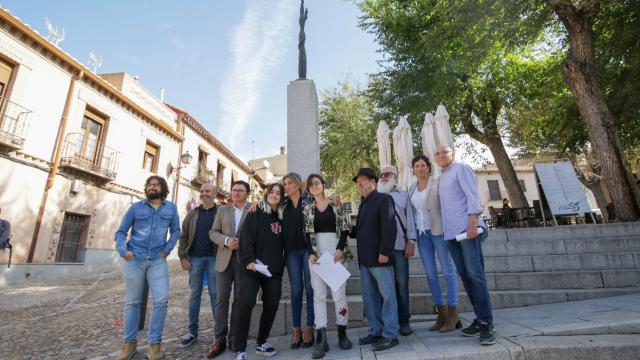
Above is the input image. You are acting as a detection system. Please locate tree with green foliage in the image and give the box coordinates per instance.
[319,80,379,202]
[358,1,549,208]
[357,0,640,220]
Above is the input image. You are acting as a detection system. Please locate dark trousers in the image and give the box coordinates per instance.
[232,270,282,352]
[214,253,240,343]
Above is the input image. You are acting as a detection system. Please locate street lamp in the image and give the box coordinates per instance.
[167,150,193,176]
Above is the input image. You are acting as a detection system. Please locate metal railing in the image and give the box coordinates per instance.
[0,96,32,149]
[192,165,214,185]
[60,132,119,180]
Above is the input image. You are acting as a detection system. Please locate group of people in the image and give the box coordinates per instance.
[113,144,495,360]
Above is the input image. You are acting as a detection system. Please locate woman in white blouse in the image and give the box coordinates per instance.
[408,155,460,332]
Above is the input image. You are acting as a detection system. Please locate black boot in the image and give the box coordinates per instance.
[337,325,352,350]
[312,328,329,359]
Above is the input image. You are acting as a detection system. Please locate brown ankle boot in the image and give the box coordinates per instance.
[302,325,315,348]
[116,341,137,360]
[291,327,302,349]
[429,305,447,331]
[147,343,164,360]
[439,305,461,333]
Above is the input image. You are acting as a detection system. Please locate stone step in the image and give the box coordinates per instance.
[344,269,640,294]
[346,236,640,260]
[343,252,639,277]
[248,287,640,337]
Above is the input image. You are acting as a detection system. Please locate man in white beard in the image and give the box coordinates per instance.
[377,165,417,336]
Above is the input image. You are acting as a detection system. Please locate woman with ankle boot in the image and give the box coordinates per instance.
[231,183,286,360]
[408,155,461,333]
[281,173,315,349]
[303,174,353,359]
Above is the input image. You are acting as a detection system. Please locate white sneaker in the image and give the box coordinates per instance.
[255,342,277,357]
[233,352,247,360]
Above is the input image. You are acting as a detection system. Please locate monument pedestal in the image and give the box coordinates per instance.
[287,79,319,179]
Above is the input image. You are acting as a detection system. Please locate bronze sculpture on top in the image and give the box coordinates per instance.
[298,0,308,79]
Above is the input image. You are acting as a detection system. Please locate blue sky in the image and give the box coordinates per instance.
[2,0,381,160]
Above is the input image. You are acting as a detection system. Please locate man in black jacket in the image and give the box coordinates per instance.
[352,168,399,351]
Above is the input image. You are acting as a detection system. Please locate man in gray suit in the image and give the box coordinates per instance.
[206,180,251,358]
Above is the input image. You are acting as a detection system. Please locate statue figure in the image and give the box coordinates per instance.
[298,0,308,79]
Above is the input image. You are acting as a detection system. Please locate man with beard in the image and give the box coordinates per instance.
[352,168,399,351]
[377,165,417,336]
[115,175,181,360]
[177,182,219,348]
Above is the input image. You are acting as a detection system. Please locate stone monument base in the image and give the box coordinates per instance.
[287,79,320,179]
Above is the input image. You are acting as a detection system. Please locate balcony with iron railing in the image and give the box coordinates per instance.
[0,96,32,150]
[191,165,214,186]
[59,133,119,181]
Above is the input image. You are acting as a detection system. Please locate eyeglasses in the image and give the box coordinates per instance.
[435,150,452,157]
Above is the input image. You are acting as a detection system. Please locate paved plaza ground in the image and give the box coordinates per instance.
[1,260,639,360]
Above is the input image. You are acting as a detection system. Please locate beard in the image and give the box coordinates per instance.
[377,179,396,194]
[146,191,163,200]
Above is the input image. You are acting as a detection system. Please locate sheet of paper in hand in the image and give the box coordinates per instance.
[310,251,351,292]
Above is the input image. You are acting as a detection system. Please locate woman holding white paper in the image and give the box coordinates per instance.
[233,183,286,359]
[303,173,352,359]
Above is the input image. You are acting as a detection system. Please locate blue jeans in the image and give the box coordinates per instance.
[188,256,217,336]
[392,250,410,326]
[286,249,314,327]
[446,229,493,324]
[360,266,399,339]
[123,257,169,344]
[417,230,459,306]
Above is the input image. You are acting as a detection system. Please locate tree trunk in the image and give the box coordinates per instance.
[485,135,530,208]
[551,0,640,221]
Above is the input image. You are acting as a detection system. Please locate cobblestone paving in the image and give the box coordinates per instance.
[0,260,371,360]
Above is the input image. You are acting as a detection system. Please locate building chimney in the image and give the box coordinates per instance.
[280,146,287,155]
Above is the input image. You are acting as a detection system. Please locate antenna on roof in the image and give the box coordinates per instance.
[88,52,103,73]
[44,17,65,46]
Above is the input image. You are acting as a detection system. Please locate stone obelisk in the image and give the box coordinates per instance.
[287,0,319,179]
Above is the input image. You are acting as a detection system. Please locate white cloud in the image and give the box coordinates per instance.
[217,0,297,154]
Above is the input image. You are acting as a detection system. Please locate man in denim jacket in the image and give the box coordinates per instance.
[114,175,181,360]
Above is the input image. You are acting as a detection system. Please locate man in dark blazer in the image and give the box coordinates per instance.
[352,168,400,351]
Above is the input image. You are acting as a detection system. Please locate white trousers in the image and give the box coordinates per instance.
[310,232,349,329]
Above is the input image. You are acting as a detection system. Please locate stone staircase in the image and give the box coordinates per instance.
[251,222,640,337]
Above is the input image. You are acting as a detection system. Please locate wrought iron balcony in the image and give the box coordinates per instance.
[191,165,214,186]
[0,96,32,150]
[59,132,119,181]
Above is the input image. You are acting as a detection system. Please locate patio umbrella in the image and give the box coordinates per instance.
[421,112,441,178]
[376,121,392,168]
[434,104,455,152]
[392,116,415,190]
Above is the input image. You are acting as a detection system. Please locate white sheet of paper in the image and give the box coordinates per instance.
[255,259,272,277]
[455,227,484,241]
[310,251,351,292]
